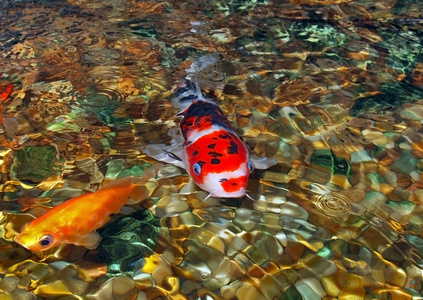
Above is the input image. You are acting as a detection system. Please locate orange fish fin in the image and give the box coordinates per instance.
[132,163,164,183]
[99,176,134,191]
[72,231,101,250]
[100,163,164,190]
[127,186,149,204]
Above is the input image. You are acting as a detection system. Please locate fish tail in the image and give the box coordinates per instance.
[128,163,164,204]
[100,163,163,191]
[131,163,164,185]
[171,79,209,111]
[171,53,222,111]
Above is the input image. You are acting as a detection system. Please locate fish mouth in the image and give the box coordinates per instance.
[14,237,29,250]
[210,189,246,198]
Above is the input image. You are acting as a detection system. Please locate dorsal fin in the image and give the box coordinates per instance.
[99,176,136,191]
[99,163,164,191]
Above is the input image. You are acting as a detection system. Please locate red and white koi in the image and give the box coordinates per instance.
[144,54,276,198]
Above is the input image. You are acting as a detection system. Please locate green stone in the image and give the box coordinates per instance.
[278,286,302,300]
[246,239,270,265]
[310,149,350,177]
[296,282,323,300]
[11,146,64,184]
[316,245,333,260]
[97,209,160,275]
[367,172,386,185]
[391,150,417,173]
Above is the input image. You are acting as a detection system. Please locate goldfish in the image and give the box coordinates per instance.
[144,54,276,198]
[15,163,163,252]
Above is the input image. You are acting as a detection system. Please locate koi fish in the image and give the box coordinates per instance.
[15,163,163,252]
[144,54,276,198]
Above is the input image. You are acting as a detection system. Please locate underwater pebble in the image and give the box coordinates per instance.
[235,281,265,299]
[33,281,73,297]
[220,280,243,299]
[137,291,148,300]
[280,202,309,220]
[233,208,260,231]
[296,281,324,299]
[338,274,365,300]
[0,276,20,293]
[87,276,136,300]
[385,266,407,287]
[321,275,341,297]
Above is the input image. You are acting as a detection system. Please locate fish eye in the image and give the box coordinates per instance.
[247,162,254,172]
[39,235,54,248]
[192,163,202,175]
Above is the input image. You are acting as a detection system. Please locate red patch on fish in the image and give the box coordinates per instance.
[220,176,249,193]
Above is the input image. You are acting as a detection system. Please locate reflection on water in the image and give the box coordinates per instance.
[1,0,423,298]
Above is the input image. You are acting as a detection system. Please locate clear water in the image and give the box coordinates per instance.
[0,0,423,299]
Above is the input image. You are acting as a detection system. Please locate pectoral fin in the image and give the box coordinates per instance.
[143,142,185,169]
[71,231,101,250]
[249,155,277,170]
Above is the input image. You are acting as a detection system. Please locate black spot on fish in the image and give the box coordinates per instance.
[197,160,206,167]
[181,101,234,136]
[211,158,221,164]
[207,143,216,149]
[219,133,232,139]
[208,151,223,157]
[180,94,198,102]
[193,150,198,156]
[175,80,197,95]
[212,137,218,140]
[219,178,228,182]
[231,182,237,186]
[228,141,239,154]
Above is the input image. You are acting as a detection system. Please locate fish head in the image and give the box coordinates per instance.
[183,131,253,198]
[15,223,61,252]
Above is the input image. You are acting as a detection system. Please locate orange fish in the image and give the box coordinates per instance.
[15,163,163,252]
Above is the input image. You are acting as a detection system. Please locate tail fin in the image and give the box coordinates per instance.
[100,163,163,190]
[171,53,222,111]
[131,163,164,185]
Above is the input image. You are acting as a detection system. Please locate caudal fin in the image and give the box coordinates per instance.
[100,163,164,191]
[130,163,164,185]
[171,53,222,111]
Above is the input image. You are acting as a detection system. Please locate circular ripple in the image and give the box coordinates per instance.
[79,88,125,109]
[313,193,352,216]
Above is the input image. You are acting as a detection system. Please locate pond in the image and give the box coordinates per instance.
[0,0,422,299]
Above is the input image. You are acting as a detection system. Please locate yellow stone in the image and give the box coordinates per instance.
[0,292,12,300]
[142,253,160,273]
[235,281,265,299]
[385,266,407,287]
[380,183,394,195]
[339,289,365,300]
[338,274,365,300]
[331,174,352,189]
[207,235,226,254]
[321,276,341,297]
[33,281,73,297]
